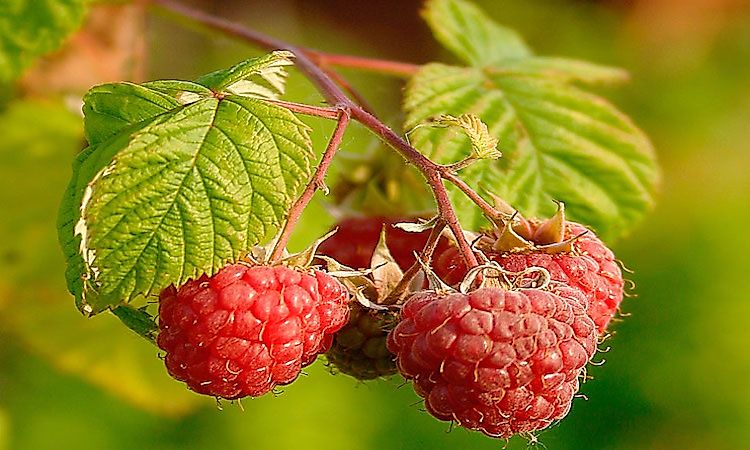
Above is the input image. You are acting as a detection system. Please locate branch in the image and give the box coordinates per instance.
[153,0,479,270]
[306,51,419,78]
[264,99,341,119]
[270,108,351,262]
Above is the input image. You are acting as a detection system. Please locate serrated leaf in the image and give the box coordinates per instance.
[71,96,312,312]
[497,57,630,85]
[422,0,531,66]
[404,63,659,241]
[0,0,87,82]
[82,82,185,145]
[195,50,294,98]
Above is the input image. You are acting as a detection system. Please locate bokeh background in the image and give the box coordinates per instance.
[1,0,749,449]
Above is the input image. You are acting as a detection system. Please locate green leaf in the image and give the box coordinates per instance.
[422,0,531,66]
[497,57,630,85]
[0,0,87,82]
[404,63,659,240]
[195,50,295,98]
[59,54,314,313]
[82,82,185,145]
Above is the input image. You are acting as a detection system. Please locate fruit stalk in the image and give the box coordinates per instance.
[270,108,351,262]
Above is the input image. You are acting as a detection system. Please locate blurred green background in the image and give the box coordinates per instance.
[1,0,749,449]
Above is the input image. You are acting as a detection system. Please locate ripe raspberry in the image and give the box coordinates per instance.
[387,287,597,438]
[326,303,398,380]
[317,216,451,271]
[157,264,350,399]
[434,222,624,333]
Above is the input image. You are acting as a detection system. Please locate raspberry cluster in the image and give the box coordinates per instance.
[157,264,349,399]
[387,287,597,438]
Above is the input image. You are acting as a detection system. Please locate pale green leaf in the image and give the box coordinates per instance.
[404,63,659,240]
[496,57,630,85]
[195,50,295,98]
[426,113,501,160]
[422,0,531,66]
[0,0,86,82]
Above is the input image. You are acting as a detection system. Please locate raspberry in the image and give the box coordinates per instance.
[317,216,451,271]
[326,303,398,380]
[434,221,624,333]
[157,264,350,399]
[387,287,597,438]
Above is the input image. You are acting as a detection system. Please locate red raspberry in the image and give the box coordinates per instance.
[157,264,349,399]
[387,287,597,438]
[434,222,624,333]
[317,216,451,271]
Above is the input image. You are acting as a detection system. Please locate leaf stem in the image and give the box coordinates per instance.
[152,0,479,269]
[270,108,351,263]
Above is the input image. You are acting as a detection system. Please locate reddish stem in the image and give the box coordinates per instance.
[153,0,479,269]
[264,99,340,119]
[270,108,351,262]
[320,67,376,114]
[306,51,420,78]
[441,170,502,222]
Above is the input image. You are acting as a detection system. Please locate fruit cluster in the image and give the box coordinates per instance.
[156,210,625,440]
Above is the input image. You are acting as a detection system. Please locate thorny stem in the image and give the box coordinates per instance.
[153,0,481,269]
[270,108,351,263]
[385,219,447,304]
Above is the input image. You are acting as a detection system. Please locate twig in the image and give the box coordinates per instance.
[306,51,420,78]
[264,99,340,119]
[152,0,479,269]
[270,108,351,262]
[320,66,376,114]
[441,170,503,222]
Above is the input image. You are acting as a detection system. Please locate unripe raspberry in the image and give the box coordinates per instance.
[157,264,350,399]
[326,303,398,380]
[387,287,597,438]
